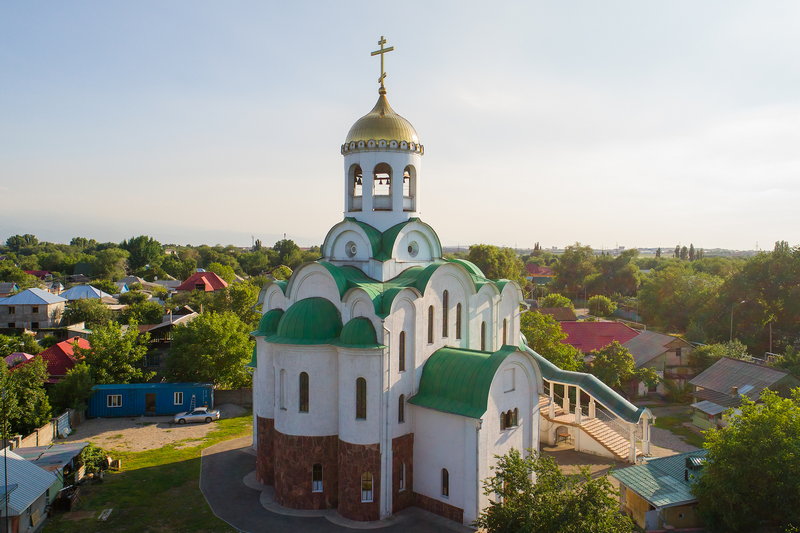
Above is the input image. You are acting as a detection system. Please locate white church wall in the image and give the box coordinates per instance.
[254,338,275,420]
[412,406,475,516]
[338,349,383,445]
[498,285,522,346]
[388,296,416,439]
[472,286,498,351]
[329,228,372,263]
[342,288,377,324]
[263,285,287,313]
[273,346,339,437]
[286,263,342,306]
[425,265,474,350]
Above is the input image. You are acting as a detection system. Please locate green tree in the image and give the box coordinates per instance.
[273,239,303,268]
[121,301,164,325]
[167,312,253,389]
[62,298,113,328]
[0,364,20,439]
[50,362,96,412]
[118,290,149,305]
[693,389,800,532]
[91,247,129,280]
[588,341,636,389]
[76,322,153,384]
[0,261,41,289]
[588,295,617,317]
[5,234,39,252]
[121,235,163,270]
[270,265,293,281]
[638,263,723,331]
[553,243,595,298]
[211,283,260,327]
[467,244,526,285]
[586,249,641,297]
[688,340,750,372]
[6,357,52,435]
[91,278,120,295]
[0,333,42,358]
[207,262,236,283]
[540,293,573,309]
[475,448,635,533]
[520,311,583,371]
[161,254,196,280]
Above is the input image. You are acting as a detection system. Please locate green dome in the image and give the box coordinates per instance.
[339,317,379,347]
[253,308,284,337]
[273,297,342,344]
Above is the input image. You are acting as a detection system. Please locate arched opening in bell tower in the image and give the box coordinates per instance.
[372,162,392,211]
[403,165,416,212]
[348,164,363,212]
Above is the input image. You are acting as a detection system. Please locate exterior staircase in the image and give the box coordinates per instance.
[539,396,641,463]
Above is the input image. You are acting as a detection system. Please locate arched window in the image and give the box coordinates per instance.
[503,318,508,345]
[427,305,434,344]
[441,468,449,497]
[349,164,363,212]
[279,369,286,410]
[398,394,405,423]
[442,290,449,338]
[312,463,323,492]
[403,165,416,212]
[456,303,462,340]
[299,372,309,413]
[500,411,506,430]
[399,462,406,491]
[361,472,374,502]
[372,163,392,211]
[356,377,367,419]
[480,321,486,351]
[513,408,519,426]
[399,331,406,372]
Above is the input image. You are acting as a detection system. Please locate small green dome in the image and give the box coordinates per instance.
[254,308,284,337]
[274,297,342,343]
[340,317,379,347]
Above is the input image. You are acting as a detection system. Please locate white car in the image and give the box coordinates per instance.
[173,407,221,424]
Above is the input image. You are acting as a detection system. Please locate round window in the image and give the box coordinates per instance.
[407,241,419,257]
[345,241,358,258]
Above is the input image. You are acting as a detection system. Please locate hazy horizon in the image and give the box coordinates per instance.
[3,2,799,250]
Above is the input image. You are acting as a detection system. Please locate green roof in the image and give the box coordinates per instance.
[409,345,518,418]
[252,308,284,337]
[268,297,343,345]
[611,450,707,508]
[338,317,382,348]
[246,346,257,368]
[519,342,648,424]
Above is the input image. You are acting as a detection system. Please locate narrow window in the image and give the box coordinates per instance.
[361,472,374,502]
[174,391,184,405]
[399,462,406,491]
[279,369,286,410]
[441,468,449,497]
[356,377,367,419]
[456,303,462,340]
[442,290,449,337]
[399,331,406,372]
[513,408,519,426]
[299,372,309,413]
[312,463,323,493]
[398,394,405,423]
[427,305,434,344]
[500,411,506,430]
[503,318,508,345]
[480,321,486,351]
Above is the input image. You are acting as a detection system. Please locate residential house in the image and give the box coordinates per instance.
[5,352,34,368]
[525,264,554,284]
[0,282,20,297]
[13,442,90,485]
[0,449,60,533]
[622,330,694,396]
[23,270,52,282]
[87,383,213,417]
[0,288,67,329]
[65,274,90,284]
[559,321,639,355]
[14,338,90,383]
[138,311,199,369]
[45,282,64,295]
[176,271,228,292]
[689,357,800,430]
[611,449,707,530]
[59,284,112,301]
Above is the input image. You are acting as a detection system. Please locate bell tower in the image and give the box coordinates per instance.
[340,36,424,233]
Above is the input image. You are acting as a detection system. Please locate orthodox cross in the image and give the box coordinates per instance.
[371,36,394,88]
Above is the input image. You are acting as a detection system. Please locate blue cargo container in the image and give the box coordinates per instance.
[87,383,214,417]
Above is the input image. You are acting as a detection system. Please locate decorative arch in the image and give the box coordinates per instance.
[373,162,392,211]
[348,163,363,211]
[403,165,416,212]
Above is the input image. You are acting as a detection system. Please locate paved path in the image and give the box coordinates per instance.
[200,437,473,533]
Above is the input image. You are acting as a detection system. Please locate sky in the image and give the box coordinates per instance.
[2,1,799,250]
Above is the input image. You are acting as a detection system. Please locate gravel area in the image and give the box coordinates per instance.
[63,404,248,452]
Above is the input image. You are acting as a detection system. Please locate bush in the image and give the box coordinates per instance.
[540,293,573,309]
[80,443,109,474]
[588,295,617,317]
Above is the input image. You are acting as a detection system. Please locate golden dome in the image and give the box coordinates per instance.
[345,88,419,145]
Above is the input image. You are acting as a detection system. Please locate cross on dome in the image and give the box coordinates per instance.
[370,36,394,91]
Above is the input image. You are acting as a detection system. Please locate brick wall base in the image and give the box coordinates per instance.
[414,492,464,524]
[392,434,414,513]
[338,440,381,521]
[255,417,274,485]
[273,430,339,510]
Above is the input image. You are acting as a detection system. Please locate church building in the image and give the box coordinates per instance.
[251,38,547,525]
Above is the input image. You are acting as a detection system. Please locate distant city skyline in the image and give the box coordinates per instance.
[3,1,799,250]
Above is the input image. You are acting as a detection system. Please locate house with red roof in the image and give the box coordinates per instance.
[560,321,640,354]
[176,271,228,292]
[14,338,90,383]
[525,264,554,284]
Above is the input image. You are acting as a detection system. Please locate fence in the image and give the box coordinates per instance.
[215,388,253,408]
[6,409,80,450]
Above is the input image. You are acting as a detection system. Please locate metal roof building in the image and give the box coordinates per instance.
[0,288,66,306]
[59,284,112,300]
[0,449,59,520]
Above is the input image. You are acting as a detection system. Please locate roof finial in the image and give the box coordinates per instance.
[371,36,394,94]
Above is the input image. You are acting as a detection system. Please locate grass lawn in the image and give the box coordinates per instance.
[653,413,706,448]
[45,413,252,533]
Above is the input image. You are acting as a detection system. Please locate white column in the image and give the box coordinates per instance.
[362,171,374,213]
[548,382,555,418]
[643,418,651,456]
[562,385,570,414]
[628,423,637,463]
[588,398,596,419]
[391,163,404,213]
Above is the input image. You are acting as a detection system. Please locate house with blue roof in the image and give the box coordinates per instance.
[59,284,113,301]
[0,288,67,330]
[611,449,707,530]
